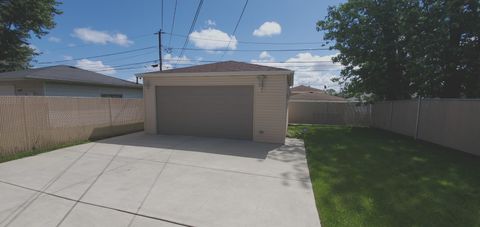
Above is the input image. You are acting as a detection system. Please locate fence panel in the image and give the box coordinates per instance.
[372,99,480,156]
[417,99,480,155]
[0,96,144,156]
[390,100,418,137]
[288,101,370,126]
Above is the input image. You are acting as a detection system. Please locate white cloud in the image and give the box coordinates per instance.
[67,43,76,47]
[251,51,274,63]
[75,59,116,75]
[205,19,216,26]
[63,55,73,60]
[72,28,133,47]
[252,52,343,90]
[48,36,61,43]
[253,21,282,37]
[27,44,40,53]
[189,28,237,50]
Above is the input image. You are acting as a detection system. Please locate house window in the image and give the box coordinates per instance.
[101,94,123,98]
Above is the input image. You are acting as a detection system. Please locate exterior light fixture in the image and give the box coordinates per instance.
[257,75,266,91]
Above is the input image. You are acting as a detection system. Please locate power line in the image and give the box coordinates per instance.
[100,50,157,63]
[168,58,336,63]
[161,0,164,29]
[89,59,341,73]
[92,64,341,73]
[167,0,178,48]
[176,0,204,65]
[48,33,156,52]
[163,31,329,45]
[169,47,331,52]
[37,46,156,64]
[220,0,249,60]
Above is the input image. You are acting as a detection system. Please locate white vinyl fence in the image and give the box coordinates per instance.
[288,101,371,126]
[288,99,480,156]
[0,96,144,156]
[371,99,480,156]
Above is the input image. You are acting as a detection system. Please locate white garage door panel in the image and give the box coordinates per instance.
[0,85,15,96]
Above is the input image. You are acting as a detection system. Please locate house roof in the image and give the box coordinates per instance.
[291,85,324,93]
[141,61,292,75]
[0,65,141,88]
[290,92,346,102]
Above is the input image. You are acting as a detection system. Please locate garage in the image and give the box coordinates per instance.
[155,85,254,139]
[140,61,294,144]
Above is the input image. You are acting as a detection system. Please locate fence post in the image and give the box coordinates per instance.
[108,98,113,127]
[22,96,30,150]
[389,101,394,130]
[414,97,422,139]
[369,103,373,126]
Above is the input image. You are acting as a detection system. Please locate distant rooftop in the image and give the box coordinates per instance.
[290,92,346,102]
[142,61,292,75]
[0,65,141,88]
[291,85,324,93]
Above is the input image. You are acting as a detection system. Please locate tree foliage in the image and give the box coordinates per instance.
[317,0,480,100]
[0,0,61,72]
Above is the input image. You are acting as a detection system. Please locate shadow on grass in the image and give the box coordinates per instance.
[290,125,480,227]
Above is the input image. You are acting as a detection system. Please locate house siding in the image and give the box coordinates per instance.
[143,74,289,144]
[44,82,143,98]
[0,80,45,96]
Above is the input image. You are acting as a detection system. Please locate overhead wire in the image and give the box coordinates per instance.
[37,46,157,64]
[175,0,204,65]
[167,0,178,49]
[161,0,164,29]
[169,47,330,52]
[89,58,342,73]
[163,31,329,45]
[48,33,156,52]
[219,0,249,60]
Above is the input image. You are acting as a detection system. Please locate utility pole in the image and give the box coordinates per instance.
[157,29,163,71]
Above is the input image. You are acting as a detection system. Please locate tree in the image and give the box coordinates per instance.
[0,0,61,72]
[318,0,480,100]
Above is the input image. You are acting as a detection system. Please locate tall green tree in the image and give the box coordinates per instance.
[318,0,480,100]
[0,0,61,72]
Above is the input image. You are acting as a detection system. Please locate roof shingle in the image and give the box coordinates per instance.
[0,65,141,88]
[291,85,324,93]
[290,92,346,101]
[146,61,292,74]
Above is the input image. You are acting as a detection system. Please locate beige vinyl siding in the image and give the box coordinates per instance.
[0,80,45,96]
[143,73,289,144]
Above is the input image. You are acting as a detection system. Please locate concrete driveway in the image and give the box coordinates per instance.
[0,133,320,227]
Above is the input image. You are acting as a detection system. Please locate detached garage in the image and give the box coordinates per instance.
[140,61,294,144]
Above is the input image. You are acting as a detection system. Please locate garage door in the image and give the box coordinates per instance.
[0,85,15,96]
[156,86,253,140]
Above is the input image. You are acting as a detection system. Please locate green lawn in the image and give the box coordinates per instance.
[288,125,480,227]
[0,140,88,164]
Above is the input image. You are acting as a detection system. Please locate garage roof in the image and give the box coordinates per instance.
[141,61,292,75]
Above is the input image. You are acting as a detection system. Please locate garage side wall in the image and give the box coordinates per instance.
[143,74,289,144]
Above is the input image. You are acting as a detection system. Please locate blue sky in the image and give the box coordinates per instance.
[30,0,345,89]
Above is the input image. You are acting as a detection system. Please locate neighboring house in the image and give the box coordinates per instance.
[290,85,346,102]
[0,65,142,98]
[139,61,294,144]
[291,85,324,93]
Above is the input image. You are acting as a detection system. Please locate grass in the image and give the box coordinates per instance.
[0,140,89,164]
[289,124,480,227]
